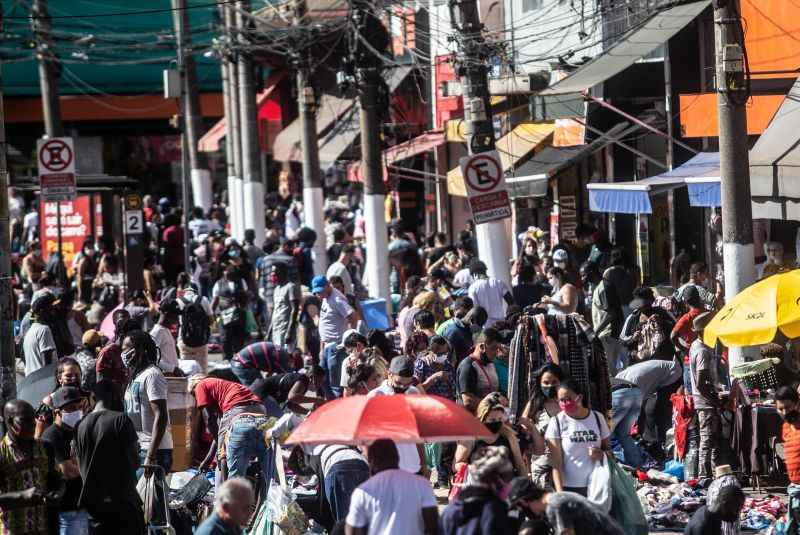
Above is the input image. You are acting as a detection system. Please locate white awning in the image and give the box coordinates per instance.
[749,75,800,220]
[540,0,710,96]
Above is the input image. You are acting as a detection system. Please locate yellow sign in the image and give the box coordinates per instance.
[125,193,142,210]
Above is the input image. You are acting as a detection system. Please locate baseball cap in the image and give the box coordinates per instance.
[82,329,104,348]
[51,386,84,410]
[552,249,568,263]
[389,355,415,378]
[311,275,328,294]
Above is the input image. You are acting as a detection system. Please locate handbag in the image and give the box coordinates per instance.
[587,456,612,512]
[220,306,243,327]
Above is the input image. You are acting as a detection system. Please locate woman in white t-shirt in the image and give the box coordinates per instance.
[545,379,610,496]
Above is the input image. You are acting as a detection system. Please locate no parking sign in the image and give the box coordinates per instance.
[459,150,511,224]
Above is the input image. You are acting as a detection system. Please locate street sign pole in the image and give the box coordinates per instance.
[38,137,76,259]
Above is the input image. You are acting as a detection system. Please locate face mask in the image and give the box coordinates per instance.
[61,410,83,428]
[480,351,490,364]
[541,386,558,399]
[434,354,448,364]
[548,277,559,288]
[485,421,503,434]
[269,273,279,285]
[559,399,579,413]
[122,349,135,368]
[392,385,409,394]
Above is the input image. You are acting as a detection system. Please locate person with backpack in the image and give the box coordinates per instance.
[177,283,213,373]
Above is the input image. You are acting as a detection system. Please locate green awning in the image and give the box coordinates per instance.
[1,0,224,96]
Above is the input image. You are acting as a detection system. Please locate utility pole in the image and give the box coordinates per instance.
[714,0,755,366]
[0,4,17,405]
[449,0,511,285]
[218,4,236,238]
[172,0,212,212]
[32,0,64,256]
[224,4,244,241]
[236,0,265,246]
[172,1,192,276]
[354,0,391,304]
[294,0,327,275]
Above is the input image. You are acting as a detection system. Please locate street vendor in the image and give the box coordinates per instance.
[688,311,723,479]
[190,376,274,486]
[775,386,800,526]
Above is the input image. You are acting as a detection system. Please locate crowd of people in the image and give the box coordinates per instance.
[3,187,800,535]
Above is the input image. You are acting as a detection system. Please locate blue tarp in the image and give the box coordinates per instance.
[589,187,652,214]
[687,180,721,207]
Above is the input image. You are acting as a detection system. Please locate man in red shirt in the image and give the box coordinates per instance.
[161,213,185,286]
[190,376,273,486]
[670,286,705,394]
[775,386,800,523]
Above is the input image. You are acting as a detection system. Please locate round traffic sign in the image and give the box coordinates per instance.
[39,139,73,173]
[464,153,502,193]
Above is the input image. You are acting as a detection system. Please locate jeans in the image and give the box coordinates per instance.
[221,323,247,360]
[226,417,274,485]
[683,362,693,395]
[324,459,370,521]
[322,343,345,398]
[230,360,262,387]
[697,408,721,478]
[611,386,644,468]
[59,510,89,535]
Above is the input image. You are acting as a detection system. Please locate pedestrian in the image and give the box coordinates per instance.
[440,446,514,535]
[74,329,105,391]
[150,298,182,375]
[615,355,683,462]
[176,280,213,373]
[190,376,272,486]
[520,363,564,489]
[242,229,265,267]
[688,311,723,478]
[467,259,514,328]
[0,399,62,535]
[453,394,527,478]
[368,356,428,476]
[122,330,173,474]
[313,275,356,362]
[436,297,474,361]
[671,285,706,394]
[230,341,291,387]
[620,287,676,362]
[95,313,135,392]
[456,328,502,413]
[314,443,370,523]
[270,263,301,349]
[775,386,800,529]
[513,263,547,310]
[326,244,356,296]
[538,266,579,316]
[338,331,369,395]
[34,357,85,439]
[195,478,255,535]
[507,477,625,535]
[22,290,58,376]
[256,240,299,333]
[608,375,645,469]
[546,379,611,496]
[684,471,744,535]
[676,262,719,309]
[583,262,625,376]
[41,386,89,535]
[345,439,438,535]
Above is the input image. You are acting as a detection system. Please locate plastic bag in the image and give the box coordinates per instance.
[608,458,648,535]
[587,456,612,512]
[265,480,308,535]
[663,460,685,481]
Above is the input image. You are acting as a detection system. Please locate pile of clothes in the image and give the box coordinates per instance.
[741,496,786,532]
[637,482,706,529]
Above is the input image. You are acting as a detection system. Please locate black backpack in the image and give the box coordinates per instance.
[181,295,210,347]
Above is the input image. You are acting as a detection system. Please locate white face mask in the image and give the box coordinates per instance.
[61,410,83,428]
[434,354,449,364]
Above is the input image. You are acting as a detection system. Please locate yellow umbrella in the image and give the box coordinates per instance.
[704,269,800,347]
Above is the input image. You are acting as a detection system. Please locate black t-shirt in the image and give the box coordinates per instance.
[684,506,722,535]
[75,410,140,509]
[252,372,308,404]
[512,283,546,310]
[41,424,81,511]
[457,357,481,398]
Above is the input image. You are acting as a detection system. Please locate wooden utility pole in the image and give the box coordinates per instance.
[713,0,755,365]
[172,0,212,212]
[294,0,327,275]
[236,0,265,246]
[0,3,17,405]
[354,0,391,304]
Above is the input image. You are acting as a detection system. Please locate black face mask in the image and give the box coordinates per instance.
[480,351,490,365]
[541,386,557,399]
[485,421,503,434]
[392,384,410,394]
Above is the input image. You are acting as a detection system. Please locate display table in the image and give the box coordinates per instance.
[732,403,782,477]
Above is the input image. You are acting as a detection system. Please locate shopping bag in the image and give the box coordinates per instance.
[587,456,612,512]
[608,457,648,535]
[265,480,308,535]
[448,463,468,503]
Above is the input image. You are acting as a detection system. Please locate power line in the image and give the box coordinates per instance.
[5,0,238,20]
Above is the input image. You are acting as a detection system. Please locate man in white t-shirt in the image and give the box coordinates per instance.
[22,291,58,376]
[150,298,181,375]
[346,439,438,535]
[467,259,514,328]
[367,356,428,476]
[122,330,173,473]
[326,244,355,296]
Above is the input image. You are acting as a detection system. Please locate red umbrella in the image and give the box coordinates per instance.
[285,394,493,445]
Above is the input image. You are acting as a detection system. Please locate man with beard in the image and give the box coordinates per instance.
[0,399,63,535]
